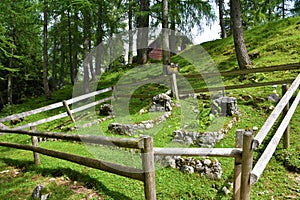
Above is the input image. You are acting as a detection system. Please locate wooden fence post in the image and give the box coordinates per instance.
[141,136,156,200]
[112,86,118,100]
[240,130,254,200]
[282,84,290,149]
[234,129,244,200]
[172,73,179,101]
[63,100,76,123]
[30,126,40,165]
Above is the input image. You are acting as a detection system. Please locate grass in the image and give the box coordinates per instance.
[0,16,300,199]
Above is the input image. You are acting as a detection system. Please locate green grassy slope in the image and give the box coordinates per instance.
[0,16,299,199]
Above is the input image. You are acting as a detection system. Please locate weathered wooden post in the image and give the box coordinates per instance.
[112,86,118,100]
[63,100,76,123]
[282,84,290,149]
[240,130,254,200]
[30,126,40,165]
[168,63,179,101]
[141,136,156,200]
[234,129,244,200]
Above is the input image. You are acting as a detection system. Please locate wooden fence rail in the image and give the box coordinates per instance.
[0,129,156,200]
[252,73,300,149]
[250,89,300,185]
[0,87,113,130]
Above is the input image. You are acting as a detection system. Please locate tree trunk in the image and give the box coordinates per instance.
[282,0,285,18]
[230,0,252,70]
[218,0,227,38]
[162,0,170,74]
[51,35,57,90]
[67,8,74,85]
[43,0,51,98]
[96,0,103,75]
[128,0,133,64]
[169,0,176,54]
[83,11,90,94]
[136,0,150,65]
[7,74,13,105]
[73,11,79,82]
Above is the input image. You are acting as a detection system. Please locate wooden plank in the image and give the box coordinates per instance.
[234,129,244,200]
[180,79,294,95]
[250,90,300,185]
[63,100,76,123]
[0,129,144,149]
[71,96,113,113]
[183,62,300,79]
[252,74,300,150]
[141,136,156,200]
[0,101,63,123]
[12,112,69,130]
[154,147,242,158]
[240,131,254,200]
[0,142,144,181]
[282,84,290,149]
[11,96,113,130]
[65,87,112,105]
[0,87,112,123]
[30,126,40,165]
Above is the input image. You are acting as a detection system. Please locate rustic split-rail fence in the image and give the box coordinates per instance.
[0,63,299,200]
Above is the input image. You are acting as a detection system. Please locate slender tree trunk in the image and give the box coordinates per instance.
[73,11,79,81]
[83,11,90,94]
[52,35,57,90]
[282,0,285,18]
[218,0,227,38]
[230,0,252,70]
[137,0,150,65]
[169,0,176,54]
[43,0,51,98]
[60,39,66,87]
[96,0,103,75]
[7,74,12,105]
[128,0,133,64]
[67,9,74,85]
[162,0,170,74]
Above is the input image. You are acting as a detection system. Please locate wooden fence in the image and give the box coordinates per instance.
[0,63,299,199]
[0,87,113,130]
[0,129,156,200]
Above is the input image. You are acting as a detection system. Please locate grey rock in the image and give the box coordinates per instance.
[181,165,194,174]
[267,93,280,103]
[32,185,44,200]
[99,104,114,116]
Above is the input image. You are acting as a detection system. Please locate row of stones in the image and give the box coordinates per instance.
[172,111,240,147]
[108,112,171,136]
[155,156,222,180]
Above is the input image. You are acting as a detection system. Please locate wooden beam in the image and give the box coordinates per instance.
[0,142,144,181]
[180,79,294,95]
[0,87,112,123]
[240,131,254,200]
[183,62,300,79]
[250,90,300,185]
[252,74,300,150]
[154,147,242,158]
[0,129,144,149]
[234,129,244,200]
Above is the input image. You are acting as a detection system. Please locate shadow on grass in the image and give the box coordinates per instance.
[1,158,132,200]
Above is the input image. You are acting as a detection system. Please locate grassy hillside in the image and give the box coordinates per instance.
[0,16,300,199]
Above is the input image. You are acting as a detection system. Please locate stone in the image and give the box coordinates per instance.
[99,104,114,116]
[181,165,194,174]
[222,186,230,195]
[267,93,280,103]
[32,185,44,200]
[108,123,134,136]
[203,159,212,166]
[212,96,239,116]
